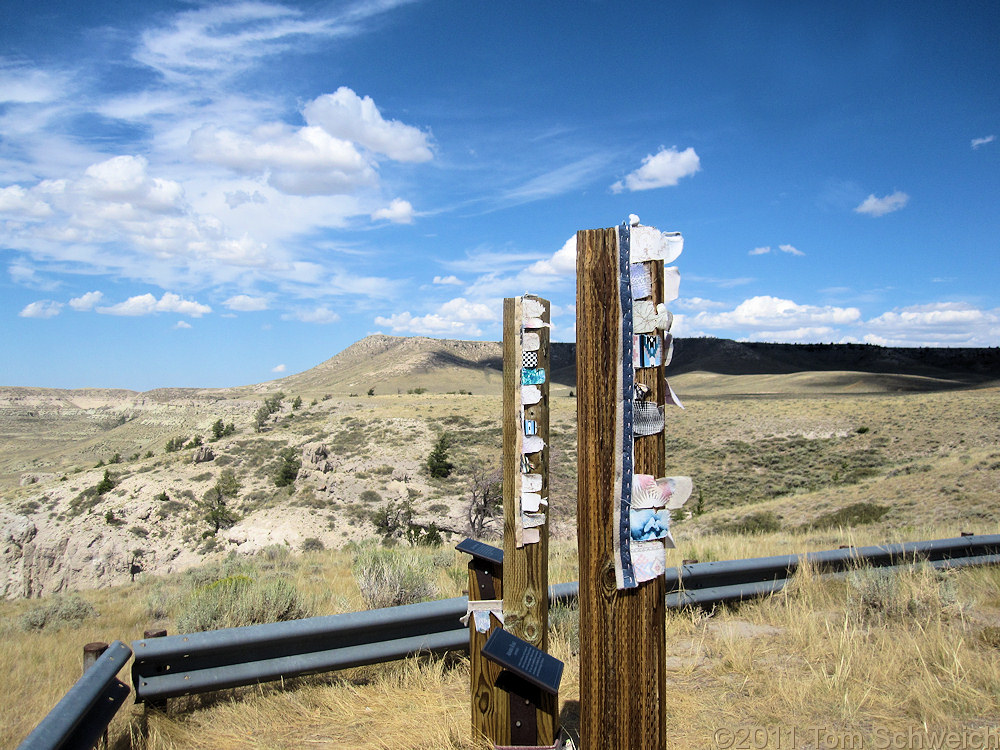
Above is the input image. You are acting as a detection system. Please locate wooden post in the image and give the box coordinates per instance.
[502,295,558,746]
[467,550,506,742]
[83,642,109,750]
[576,228,667,749]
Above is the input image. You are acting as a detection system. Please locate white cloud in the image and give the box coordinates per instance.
[272,363,287,373]
[778,244,804,257]
[863,302,1000,347]
[375,297,500,337]
[0,185,53,218]
[303,87,433,163]
[611,146,701,193]
[971,135,995,149]
[854,191,909,217]
[97,292,212,317]
[284,306,340,324]
[173,320,192,329]
[0,66,66,104]
[673,297,727,312]
[432,275,462,286]
[18,300,62,318]
[749,246,771,256]
[224,294,270,312]
[526,236,576,276]
[371,198,414,224]
[68,291,104,311]
[189,123,376,196]
[692,296,861,333]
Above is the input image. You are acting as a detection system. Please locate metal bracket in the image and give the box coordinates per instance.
[471,560,498,600]
[496,671,541,746]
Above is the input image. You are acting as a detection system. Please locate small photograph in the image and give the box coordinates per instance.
[630,263,652,299]
[629,508,671,542]
[524,419,538,436]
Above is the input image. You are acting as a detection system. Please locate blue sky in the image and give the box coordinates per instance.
[2,0,998,390]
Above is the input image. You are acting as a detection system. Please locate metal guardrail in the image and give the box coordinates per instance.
[21,534,1000,747]
[133,533,1000,702]
[132,582,580,701]
[17,640,132,750]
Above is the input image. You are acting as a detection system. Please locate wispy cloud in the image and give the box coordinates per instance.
[971,135,995,150]
[854,191,909,217]
[18,300,63,319]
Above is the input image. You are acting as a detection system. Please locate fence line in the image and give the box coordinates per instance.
[19,534,1000,749]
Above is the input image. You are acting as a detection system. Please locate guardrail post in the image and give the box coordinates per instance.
[82,643,109,750]
[134,628,168,741]
[577,226,668,749]
[502,294,559,746]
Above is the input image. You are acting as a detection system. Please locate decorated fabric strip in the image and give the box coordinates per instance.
[522,331,540,351]
[520,454,533,474]
[523,351,538,368]
[632,474,694,510]
[629,508,672,541]
[522,435,546,454]
[522,385,542,405]
[521,492,546,512]
[522,317,550,329]
[522,297,545,320]
[523,418,538,436]
[523,527,540,544]
[460,599,505,633]
[631,540,667,583]
[633,401,664,436]
[630,226,684,263]
[663,333,675,367]
[632,333,663,368]
[633,301,673,334]
[614,220,637,590]
[522,473,543,492]
[521,367,546,385]
[665,379,685,409]
[630,263,652,300]
[663,530,677,550]
[664,266,681,303]
[522,512,546,528]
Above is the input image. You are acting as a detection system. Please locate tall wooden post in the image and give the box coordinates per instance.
[502,295,558,746]
[576,228,668,749]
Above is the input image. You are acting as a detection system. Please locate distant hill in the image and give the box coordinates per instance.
[268,334,999,396]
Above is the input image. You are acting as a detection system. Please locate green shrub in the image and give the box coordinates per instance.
[176,576,311,633]
[717,510,781,535]
[359,489,382,504]
[95,469,116,495]
[352,546,437,609]
[805,502,890,530]
[20,594,98,631]
[301,537,325,552]
[273,447,301,487]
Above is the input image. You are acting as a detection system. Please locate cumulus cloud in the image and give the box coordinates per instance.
[0,185,53,218]
[971,135,995,149]
[224,294,269,312]
[864,302,1000,347]
[432,275,462,286]
[303,87,433,163]
[189,123,376,196]
[374,297,499,337]
[371,198,414,224]
[691,296,861,334]
[854,191,909,217]
[173,320,192,329]
[97,292,211,317]
[611,146,700,193]
[18,300,62,318]
[526,236,576,276]
[749,246,771,256]
[68,291,104,311]
[271,363,287,373]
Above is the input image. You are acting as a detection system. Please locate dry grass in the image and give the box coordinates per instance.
[6,528,1000,748]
